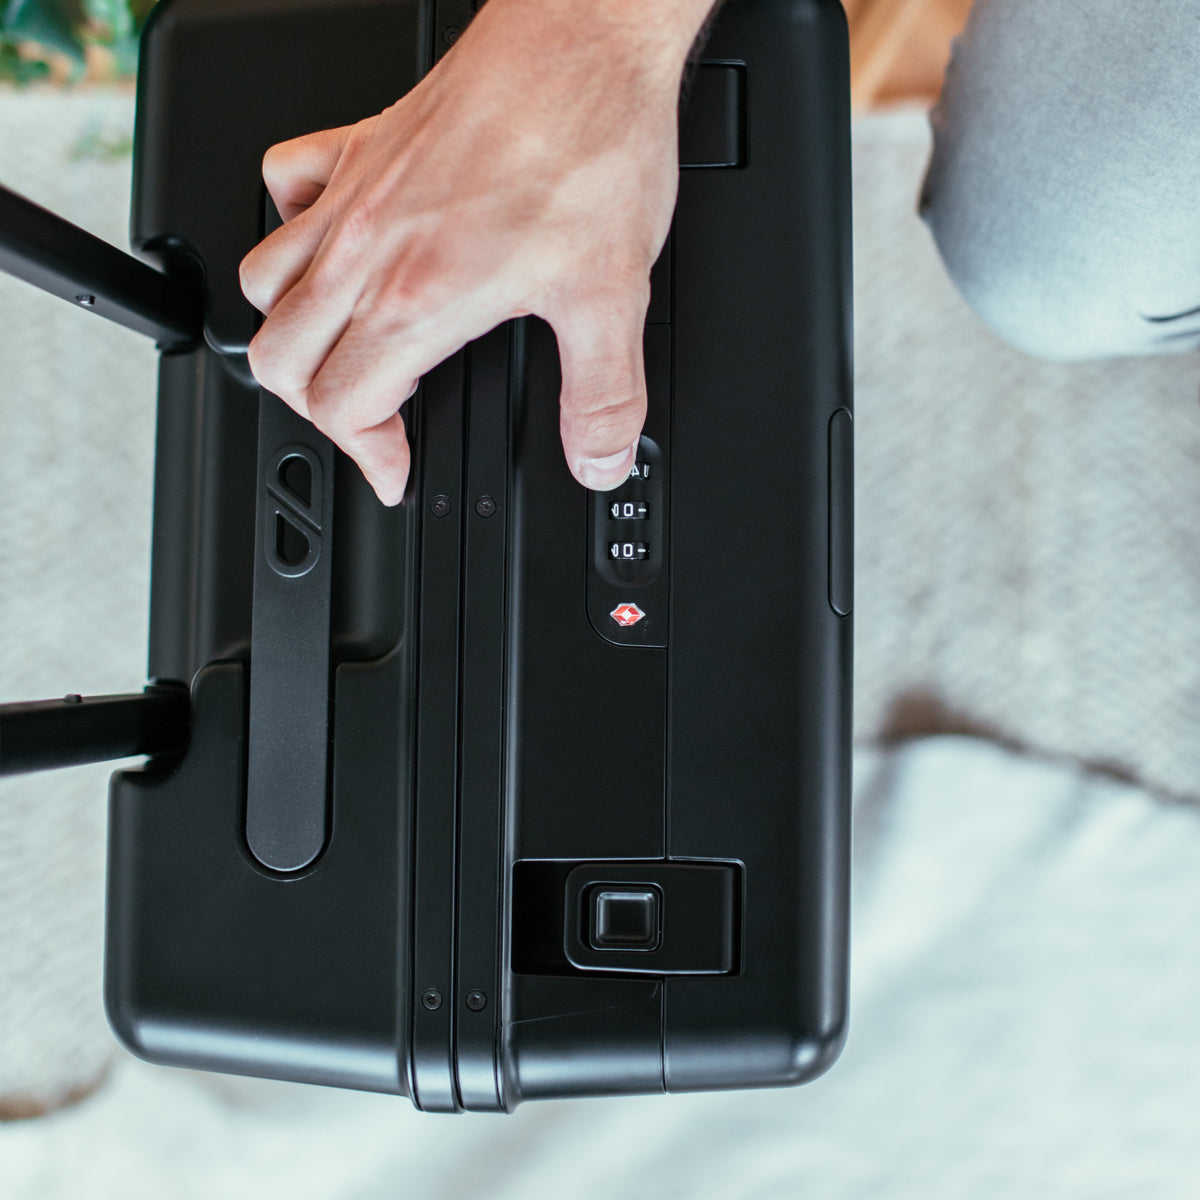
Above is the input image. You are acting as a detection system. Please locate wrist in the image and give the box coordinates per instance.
[480,0,718,88]
[590,0,719,63]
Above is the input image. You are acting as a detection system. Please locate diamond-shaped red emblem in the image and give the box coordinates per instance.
[610,602,646,628]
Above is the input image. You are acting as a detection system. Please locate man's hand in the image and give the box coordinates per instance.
[240,0,716,505]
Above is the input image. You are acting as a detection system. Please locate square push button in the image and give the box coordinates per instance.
[589,887,661,952]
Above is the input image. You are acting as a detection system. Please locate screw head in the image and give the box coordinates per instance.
[421,988,443,1012]
[474,496,497,519]
[465,990,487,1012]
[63,694,83,704]
[75,294,96,308]
[430,494,451,518]
[442,24,461,46]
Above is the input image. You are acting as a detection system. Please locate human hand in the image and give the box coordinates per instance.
[240,0,712,505]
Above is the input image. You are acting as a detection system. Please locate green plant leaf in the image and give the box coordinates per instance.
[110,27,137,72]
[0,39,50,82]
[1,0,88,63]
[84,0,131,42]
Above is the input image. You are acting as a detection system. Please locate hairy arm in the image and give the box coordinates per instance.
[240,0,719,504]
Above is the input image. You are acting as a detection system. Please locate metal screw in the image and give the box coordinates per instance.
[421,988,443,1011]
[430,494,451,518]
[75,294,95,308]
[63,694,82,704]
[474,496,497,519]
[465,990,487,1012]
[442,24,461,46]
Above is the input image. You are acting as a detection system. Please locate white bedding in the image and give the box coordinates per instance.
[5,738,1200,1199]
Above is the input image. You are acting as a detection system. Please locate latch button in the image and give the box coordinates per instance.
[563,862,740,975]
[590,887,661,951]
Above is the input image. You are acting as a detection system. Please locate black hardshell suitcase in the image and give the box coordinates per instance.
[0,0,852,1112]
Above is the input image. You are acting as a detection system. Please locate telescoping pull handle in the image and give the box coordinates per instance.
[0,183,202,350]
[0,185,200,778]
[0,688,189,777]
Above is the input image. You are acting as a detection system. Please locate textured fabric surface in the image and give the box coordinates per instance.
[853,109,1200,802]
[5,738,1200,1199]
[1,92,1199,1121]
[921,0,1200,361]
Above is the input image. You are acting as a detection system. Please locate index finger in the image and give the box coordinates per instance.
[262,124,354,222]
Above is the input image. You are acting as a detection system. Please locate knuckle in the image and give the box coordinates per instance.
[239,253,270,312]
[248,334,303,406]
[260,143,281,182]
[345,116,380,159]
[307,377,369,448]
[315,203,377,289]
[364,247,444,332]
[246,336,275,390]
[338,187,380,250]
[376,272,429,328]
[261,138,298,188]
[305,377,342,435]
[239,258,260,307]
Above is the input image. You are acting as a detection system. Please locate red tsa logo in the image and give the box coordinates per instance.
[610,602,646,628]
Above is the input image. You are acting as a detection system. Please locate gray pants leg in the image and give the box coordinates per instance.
[920,0,1200,361]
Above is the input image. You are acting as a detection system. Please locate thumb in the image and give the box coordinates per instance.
[551,302,648,491]
[262,124,354,222]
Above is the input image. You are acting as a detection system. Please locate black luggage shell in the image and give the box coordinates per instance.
[92,0,853,1111]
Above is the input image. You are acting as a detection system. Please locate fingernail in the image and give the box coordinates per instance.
[365,469,404,508]
[577,440,639,490]
[380,476,409,506]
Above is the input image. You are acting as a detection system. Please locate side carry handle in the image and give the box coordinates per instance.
[243,196,337,874]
